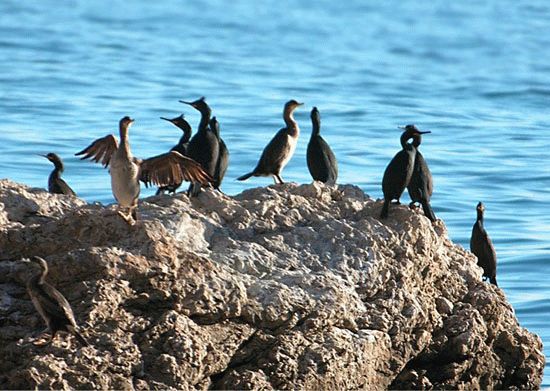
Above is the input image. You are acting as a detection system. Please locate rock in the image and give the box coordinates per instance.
[0,179,544,389]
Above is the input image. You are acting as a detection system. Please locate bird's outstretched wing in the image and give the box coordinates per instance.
[139,151,212,188]
[75,135,118,167]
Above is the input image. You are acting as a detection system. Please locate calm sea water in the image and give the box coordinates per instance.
[1,0,549,384]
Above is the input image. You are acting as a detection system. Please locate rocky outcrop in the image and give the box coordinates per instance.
[0,179,544,390]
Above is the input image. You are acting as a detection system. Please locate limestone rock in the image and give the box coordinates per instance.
[0,179,544,389]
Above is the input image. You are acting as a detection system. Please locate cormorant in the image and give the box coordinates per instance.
[470,202,498,286]
[406,125,436,222]
[380,125,430,219]
[179,97,220,196]
[306,107,338,184]
[237,99,303,184]
[24,256,88,347]
[156,114,193,195]
[210,116,229,191]
[76,116,211,224]
[39,153,77,196]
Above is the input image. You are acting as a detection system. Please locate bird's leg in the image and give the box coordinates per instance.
[391,199,401,205]
[130,200,139,223]
[409,201,419,209]
[275,174,284,184]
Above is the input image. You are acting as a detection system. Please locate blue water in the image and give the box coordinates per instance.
[1,0,549,384]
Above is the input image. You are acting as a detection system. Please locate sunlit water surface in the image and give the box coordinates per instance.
[1,0,549,384]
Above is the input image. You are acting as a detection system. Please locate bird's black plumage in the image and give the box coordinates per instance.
[306,107,338,184]
[380,125,430,219]
[237,99,303,184]
[180,97,219,196]
[407,130,436,222]
[470,202,498,286]
[41,153,76,196]
[25,256,88,346]
[156,115,193,195]
[210,117,229,191]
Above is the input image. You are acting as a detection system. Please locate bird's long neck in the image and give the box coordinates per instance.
[400,133,414,149]
[311,116,320,137]
[198,108,212,133]
[477,210,484,226]
[182,127,192,143]
[119,125,131,156]
[50,160,64,178]
[38,264,48,284]
[411,134,422,148]
[284,108,299,137]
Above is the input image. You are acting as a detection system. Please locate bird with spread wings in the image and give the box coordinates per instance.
[76,116,212,224]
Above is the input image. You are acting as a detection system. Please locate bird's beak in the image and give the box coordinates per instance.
[179,100,194,106]
[160,117,172,123]
[297,102,304,106]
[397,126,406,130]
[37,154,48,159]
[418,130,431,134]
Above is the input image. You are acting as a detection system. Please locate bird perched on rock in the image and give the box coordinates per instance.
[156,114,193,195]
[76,116,211,224]
[381,125,430,219]
[470,202,498,286]
[306,107,338,184]
[210,116,229,191]
[237,99,303,184]
[406,125,436,222]
[24,256,88,347]
[179,97,219,196]
[39,153,76,196]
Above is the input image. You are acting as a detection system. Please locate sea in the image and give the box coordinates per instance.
[1,0,549,385]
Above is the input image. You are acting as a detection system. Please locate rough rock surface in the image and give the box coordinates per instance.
[0,178,544,390]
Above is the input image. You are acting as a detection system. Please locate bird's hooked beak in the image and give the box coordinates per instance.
[37,154,48,159]
[160,116,174,123]
[397,126,430,135]
[179,100,195,107]
[297,102,304,106]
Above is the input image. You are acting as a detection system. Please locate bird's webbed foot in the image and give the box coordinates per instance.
[117,210,136,226]
[32,332,53,346]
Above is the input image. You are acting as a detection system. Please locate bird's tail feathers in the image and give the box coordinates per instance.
[237,172,254,181]
[380,199,390,219]
[421,200,437,222]
[74,330,89,346]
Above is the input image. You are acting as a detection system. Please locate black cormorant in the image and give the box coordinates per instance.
[210,116,229,191]
[156,114,193,195]
[179,97,220,196]
[24,256,88,346]
[406,126,436,222]
[380,125,430,219]
[40,153,76,196]
[306,107,338,184]
[237,99,303,184]
[470,202,498,286]
[76,116,212,224]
